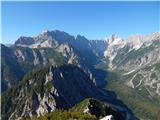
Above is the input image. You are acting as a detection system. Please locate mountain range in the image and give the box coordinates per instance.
[1,29,160,120]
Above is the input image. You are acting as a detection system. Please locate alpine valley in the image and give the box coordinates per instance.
[1,30,160,120]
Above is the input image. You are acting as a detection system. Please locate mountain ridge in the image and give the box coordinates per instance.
[2,64,137,120]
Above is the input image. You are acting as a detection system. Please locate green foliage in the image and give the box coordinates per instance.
[42,48,66,65]
[22,66,50,96]
[71,99,90,112]
[20,97,126,120]
[72,98,124,120]
[21,110,97,120]
[1,86,17,118]
[45,81,53,95]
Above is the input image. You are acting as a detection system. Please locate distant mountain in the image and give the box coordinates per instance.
[15,30,107,59]
[104,32,160,96]
[103,32,160,119]
[2,64,137,120]
[1,30,107,92]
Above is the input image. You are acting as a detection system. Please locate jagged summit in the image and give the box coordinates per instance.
[104,32,160,48]
[75,34,87,40]
[104,32,160,57]
[15,29,106,48]
[40,29,50,34]
[15,29,160,48]
[15,29,75,48]
[106,34,124,46]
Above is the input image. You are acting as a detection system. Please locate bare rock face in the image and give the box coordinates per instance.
[57,44,79,64]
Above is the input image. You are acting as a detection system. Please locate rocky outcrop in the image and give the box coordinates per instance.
[100,115,114,120]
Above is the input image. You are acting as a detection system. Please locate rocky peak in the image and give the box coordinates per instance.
[34,30,55,44]
[149,32,160,40]
[15,36,35,46]
[127,34,145,41]
[106,34,124,46]
[75,34,88,41]
[49,30,75,43]
[105,32,160,53]
[126,32,160,49]
[40,29,50,35]
[14,29,74,48]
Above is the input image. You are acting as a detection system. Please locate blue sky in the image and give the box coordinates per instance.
[1,1,159,44]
